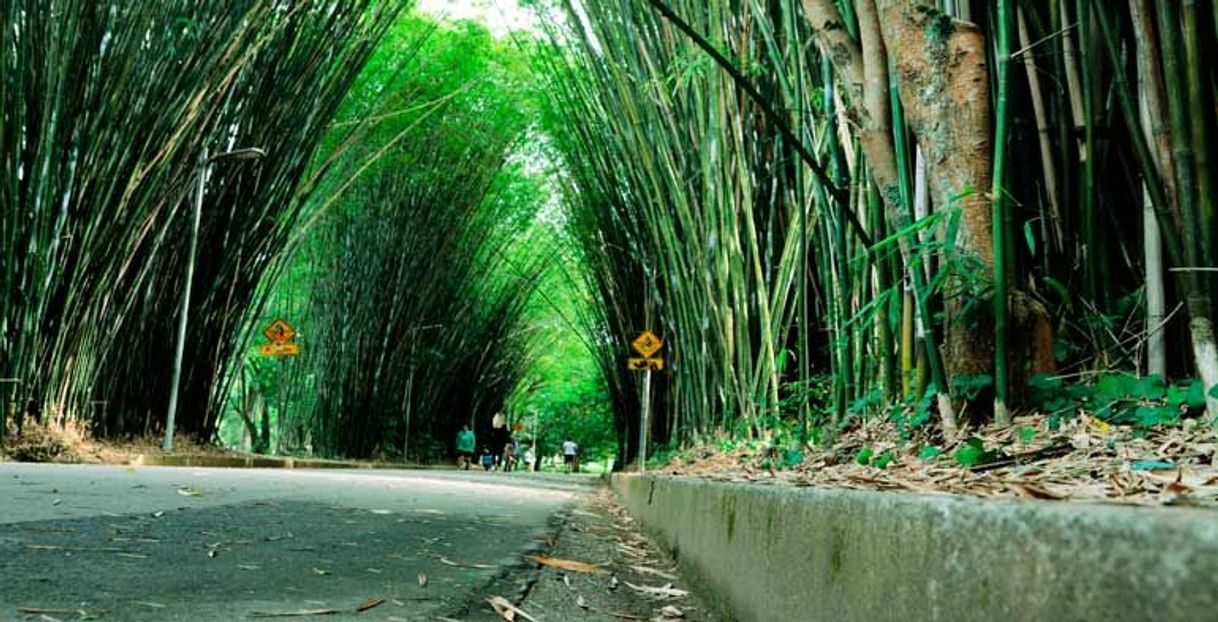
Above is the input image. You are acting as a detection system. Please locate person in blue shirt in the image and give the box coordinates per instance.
[455,424,476,470]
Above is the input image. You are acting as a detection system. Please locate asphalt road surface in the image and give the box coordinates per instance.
[0,464,596,621]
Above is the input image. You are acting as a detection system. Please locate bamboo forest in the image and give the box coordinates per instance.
[3,0,1218,471]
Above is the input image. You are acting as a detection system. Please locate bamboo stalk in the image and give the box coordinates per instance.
[992,0,1014,425]
[1017,5,1064,252]
[1181,0,1215,271]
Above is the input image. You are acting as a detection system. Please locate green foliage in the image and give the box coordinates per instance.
[953,437,1001,468]
[888,384,938,436]
[781,448,805,469]
[952,373,994,402]
[849,389,886,418]
[1027,373,1207,430]
[873,450,897,470]
[779,377,834,421]
[1020,426,1037,444]
[855,447,875,466]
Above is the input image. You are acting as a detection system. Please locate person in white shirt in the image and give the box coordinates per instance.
[562,440,579,473]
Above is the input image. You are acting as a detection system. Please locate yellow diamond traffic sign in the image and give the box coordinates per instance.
[263,319,296,345]
[631,330,663,357]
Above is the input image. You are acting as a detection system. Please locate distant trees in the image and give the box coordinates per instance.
[227,17,552,460]
[2,1,409,440]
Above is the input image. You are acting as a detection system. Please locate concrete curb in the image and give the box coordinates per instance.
[612,474,1218,622]
[127,453,442,470]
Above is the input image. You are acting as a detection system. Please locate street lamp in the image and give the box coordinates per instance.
[163,146,266,453]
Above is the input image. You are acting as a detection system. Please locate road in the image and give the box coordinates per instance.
[0,464,595,621]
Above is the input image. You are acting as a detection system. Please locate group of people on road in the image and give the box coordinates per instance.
[454,417,580,473]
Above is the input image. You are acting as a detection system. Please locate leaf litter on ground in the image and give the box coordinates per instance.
[659,414,1218,508]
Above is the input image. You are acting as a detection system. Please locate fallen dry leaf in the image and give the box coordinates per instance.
[525,553,606,573]
[17,608,107,616]
[1013,483,1065,500]
[629,565,677,580]
[486,595,540,622]
[601,612,647,621]
[660,605,685,618]
[439,556,494,569]
[355,598,384,612]
[624,582,688,599]
[249,608,341,617]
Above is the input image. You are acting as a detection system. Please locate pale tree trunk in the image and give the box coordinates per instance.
[1143,188,1167,377]
[1191,315,1218,417]
[1129,0,1174,379]
[1135,59,1167,379]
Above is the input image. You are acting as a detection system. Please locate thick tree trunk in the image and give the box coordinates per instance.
[801,0,959,435]
[874,1,995,388]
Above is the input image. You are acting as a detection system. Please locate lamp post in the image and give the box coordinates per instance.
[163,146,266,453]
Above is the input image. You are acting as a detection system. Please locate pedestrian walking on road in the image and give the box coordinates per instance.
[455,424,476,470]
[562,439,579,473]
[491,413,510,469]
[503,439,517,472]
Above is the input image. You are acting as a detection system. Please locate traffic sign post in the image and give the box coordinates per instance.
[259,318,300,358]
[631,331,663,357]
[263,319,296,345]
[627,331,664,473]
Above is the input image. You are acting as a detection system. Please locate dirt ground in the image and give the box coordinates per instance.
[1,420,235,465]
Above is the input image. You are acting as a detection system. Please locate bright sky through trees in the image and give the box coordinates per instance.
[415,0,537,36]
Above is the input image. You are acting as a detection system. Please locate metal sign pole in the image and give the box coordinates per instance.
[639,368,651,473]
